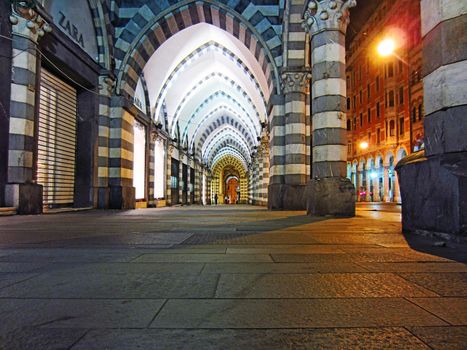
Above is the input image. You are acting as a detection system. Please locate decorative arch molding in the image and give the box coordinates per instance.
[171,72,265,134]
[114,0,282,100]
[188,106,256,152]
[211,147,249,170]
[212,154,247,178]
[206,139,251,166]
[203,129,251,164]
[176,90,261,139]
[88,0,113,70]
[384,151,396,165]
[195,114,255,153]
[154,41,267,120]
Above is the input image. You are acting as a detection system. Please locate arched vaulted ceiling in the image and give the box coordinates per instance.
[138,22,270,174]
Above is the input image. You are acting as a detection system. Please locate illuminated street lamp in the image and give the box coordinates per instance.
[359,141,369,150]
[377,38,396,57]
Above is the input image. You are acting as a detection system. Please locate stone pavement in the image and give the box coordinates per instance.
[0,204,466,349]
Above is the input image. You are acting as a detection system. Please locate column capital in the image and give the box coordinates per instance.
[302,0,356,36]
[167,143,175,156]
[281,71,312,94]
[10,2,52,41]
[99,75,116,95]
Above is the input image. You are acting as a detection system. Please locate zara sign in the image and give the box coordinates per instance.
[45,0,98,61]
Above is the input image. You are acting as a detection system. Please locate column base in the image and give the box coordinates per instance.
[5,183,43,214]
[306,177,355,217]
[97,187,110,209]
[268,183,307,210]
[397,151,467,238]
[109,185,135,209]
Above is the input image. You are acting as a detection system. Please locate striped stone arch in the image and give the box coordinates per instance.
[212,155,247,178]
[187,106,257,151]
[206,138,251,166]
[212,147,249,170]
[114,0,283,100]
[195,115,256,154]
[87,0,113,70]
[156,41,267,120]
[182,90,260,139]
[172,72,264,134]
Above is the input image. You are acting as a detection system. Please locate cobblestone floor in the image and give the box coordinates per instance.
[0,204,466,349]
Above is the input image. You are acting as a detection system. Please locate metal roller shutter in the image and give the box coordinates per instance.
[37,69,77,207]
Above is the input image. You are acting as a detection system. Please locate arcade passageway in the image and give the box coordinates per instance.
[0,204,466,349]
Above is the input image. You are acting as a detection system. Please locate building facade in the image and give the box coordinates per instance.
[345,0,424,203]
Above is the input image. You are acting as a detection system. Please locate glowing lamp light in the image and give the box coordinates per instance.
[359,141,369,150]
[377,38,396,57]
[370,171,378,179]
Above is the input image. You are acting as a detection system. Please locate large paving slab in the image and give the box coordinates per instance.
[150,298,447,328]
[399,272,467,296]
[0,298,165,333]
[215,273,438,298]
[0,272,219,298]
[71,328,431,350]
[408,298,467,325]
[409,326,467,350]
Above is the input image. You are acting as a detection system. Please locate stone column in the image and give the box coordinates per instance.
[108,103,135,209]
[178,151,184,205]
[147,132,157,207]
[383,165,390,202]
[365,163,372,202]
[5,5,52,214]
[397,0,467,236]
[281,71,311,209]
[355,167,362,202]
[194,161,200,204]
[261,135,270,205]
[165,144,173,206]
[206,172,212,205]
[303,0,356,217]
[96,75,114,208]
[373,165,381,202]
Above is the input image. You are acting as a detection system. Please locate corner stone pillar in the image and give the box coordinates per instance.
[397,0,467,237]
[108,101,135,210]
[5,6,52,214]
[303,0,356,216]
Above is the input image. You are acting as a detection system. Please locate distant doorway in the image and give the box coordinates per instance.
[225,178,239,204]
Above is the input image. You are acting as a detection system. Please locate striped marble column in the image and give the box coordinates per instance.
[147,132,156,207]
[396,0,467,236]
[5,8,51,214]
[186,158,192,205]
[282,71,310,209]
[194,161,200,204]
[108,104,135,209]
[165,144,174,206]
[97,75,114,208]
[178,152,184,205]
[303,0,356,217]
